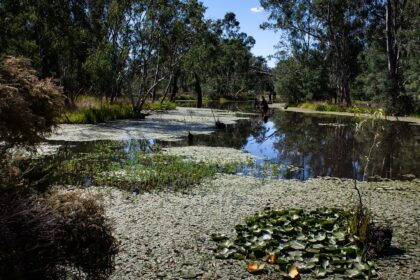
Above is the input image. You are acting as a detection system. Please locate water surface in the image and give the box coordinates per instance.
[46,104,420,181]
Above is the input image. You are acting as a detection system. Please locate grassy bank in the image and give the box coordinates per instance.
[290,102,420,118]
[64,104,134,124]
[63,95,177,124]
[293,102,377,114]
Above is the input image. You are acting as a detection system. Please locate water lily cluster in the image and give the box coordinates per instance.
[212,208,377,278]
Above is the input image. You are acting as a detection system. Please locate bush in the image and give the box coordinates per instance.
[48,191,119,279]
[0,189,118,280]
[0,56,64,150]
[0,191,63,279]
[0,56,118,279]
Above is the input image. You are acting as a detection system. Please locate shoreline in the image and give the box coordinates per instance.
[270,103,420,125]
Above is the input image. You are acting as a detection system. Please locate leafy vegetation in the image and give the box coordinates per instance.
[262,0,419,115]
[0,190,118,279]
[0,56,64,150]
[47,191,119,279]
[212,208,378,278]
[0,0,273,115]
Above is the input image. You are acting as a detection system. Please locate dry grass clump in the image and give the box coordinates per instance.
[347,204,393,259]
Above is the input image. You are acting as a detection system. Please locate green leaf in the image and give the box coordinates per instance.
[290,240,306,250]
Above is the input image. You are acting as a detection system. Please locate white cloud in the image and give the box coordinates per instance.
[250,7,264,13]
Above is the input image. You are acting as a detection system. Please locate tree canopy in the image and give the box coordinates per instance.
[261,0,419,114]
[0,0,273,113]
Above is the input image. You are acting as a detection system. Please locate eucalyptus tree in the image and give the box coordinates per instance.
[0,0,114,104]
[383,0,420,113]
[261,0,374,106]
[83,0,131,103]
[160,0,209,104]
[122,0,208,113]
[212,13,256,97]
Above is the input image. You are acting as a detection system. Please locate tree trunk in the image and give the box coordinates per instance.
[170,69,179,102]
[160,74,173,104]
[194,72,202,108]
[386,0,401,111]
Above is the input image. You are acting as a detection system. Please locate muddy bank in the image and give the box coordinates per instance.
[48,107,252,142]
[84,176,419,279]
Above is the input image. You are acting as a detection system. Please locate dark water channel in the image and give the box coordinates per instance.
[47,103,420,182]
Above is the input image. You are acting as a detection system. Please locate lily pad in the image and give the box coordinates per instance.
[290,240,306,250]
[211,233,228,242]
[212,208,376,278]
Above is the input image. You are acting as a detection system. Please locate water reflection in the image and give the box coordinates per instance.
[47,105,419,181]
[186,109,419,180]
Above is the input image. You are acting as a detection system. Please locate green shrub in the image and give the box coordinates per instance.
[346,204,393,259]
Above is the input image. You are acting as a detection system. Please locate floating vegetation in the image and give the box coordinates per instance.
[212,208,378,278]
[35,141,249,192]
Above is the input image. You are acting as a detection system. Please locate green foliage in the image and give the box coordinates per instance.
[346,205,372,247]
[144,101,177,111]
[212,208,378,278]
[65,104,134,124]
[176,94,196,101]
[263,0,419,113]
[274,51,332,104]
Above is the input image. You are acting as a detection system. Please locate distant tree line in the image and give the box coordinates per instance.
[0,0,273,114]
[261,0,420,115]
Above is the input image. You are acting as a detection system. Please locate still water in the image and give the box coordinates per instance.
[47,104,420,181]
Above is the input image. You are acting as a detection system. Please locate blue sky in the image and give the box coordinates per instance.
[200,0,279,67]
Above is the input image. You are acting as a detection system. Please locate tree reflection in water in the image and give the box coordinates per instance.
[197,110,419,180]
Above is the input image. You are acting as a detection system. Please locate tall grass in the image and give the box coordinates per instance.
[64,104,134,124]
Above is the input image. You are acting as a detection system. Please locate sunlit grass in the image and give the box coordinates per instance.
[144,101,176,111]
[64,104,134,124]
[295,102,377,114]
